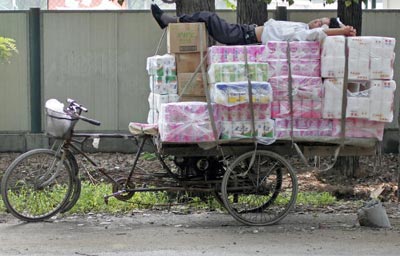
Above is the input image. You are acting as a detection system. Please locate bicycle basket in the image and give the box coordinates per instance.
[45,108,78,139]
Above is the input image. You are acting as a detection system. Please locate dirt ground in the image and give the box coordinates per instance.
[1,209,400,256]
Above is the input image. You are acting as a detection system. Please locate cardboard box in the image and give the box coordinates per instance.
[167,23,208,53]
[178,73,206,97]
[179,96,207,102]
[175,52,207,73]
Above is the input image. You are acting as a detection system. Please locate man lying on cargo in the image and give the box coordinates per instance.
[150,4,356,45]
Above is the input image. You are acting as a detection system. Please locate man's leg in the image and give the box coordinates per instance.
[151,4,258,45]
[179,11,257,45]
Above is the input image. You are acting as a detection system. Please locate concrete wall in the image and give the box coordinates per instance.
[384,0,400,9]
[0,11,29,132]
[0,9,399,152]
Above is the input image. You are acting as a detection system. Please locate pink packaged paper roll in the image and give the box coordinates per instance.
[332,119,384,140]
[289,41,320,59]
[207,45,268,64]
[223,103,271,121]
[292,76,323,100]
[247,45,268,62]
[267,60,289,77]
[208,47,223,64]
[228,104,242,121]
[274,118,290,128]
[293,101,305,118]
[269,76,323,101]
[291,59,321,77]
[159,102,221,142]
[271,101,290,118]
[255,104,271,120]
[272,100,321,119]
[275,118,333,138]
[295,100,320,119]
[160,121,220,142]
[311,100,322,119]
[161,102,213,123]
[218,105,230,121]
[269,76,289,100]
[275,130,291,138]
[266,41,288,60]
[295,118,319,130]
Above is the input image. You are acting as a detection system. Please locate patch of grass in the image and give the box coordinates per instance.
[0,198,5,212]
[141,152,157,161]
[0,182,339,216]
[296,191,337,206]
[61,182,224,214]
[67,182,172,214]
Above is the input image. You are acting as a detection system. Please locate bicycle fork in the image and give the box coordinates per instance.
[103,135,149,203]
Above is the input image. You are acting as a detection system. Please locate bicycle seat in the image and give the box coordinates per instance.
[128,122,158,136]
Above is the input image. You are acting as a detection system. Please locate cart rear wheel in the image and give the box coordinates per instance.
[221,150,298,226]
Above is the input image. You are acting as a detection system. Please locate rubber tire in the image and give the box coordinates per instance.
[1,149,74,222]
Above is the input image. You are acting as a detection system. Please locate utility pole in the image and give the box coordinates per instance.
[372,0,376,9]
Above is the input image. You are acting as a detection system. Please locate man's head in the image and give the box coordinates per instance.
[308,17,343,29]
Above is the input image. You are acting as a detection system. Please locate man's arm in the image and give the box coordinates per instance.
[324,26,357,37]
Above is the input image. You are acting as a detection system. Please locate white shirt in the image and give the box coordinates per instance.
[261,19,328,44]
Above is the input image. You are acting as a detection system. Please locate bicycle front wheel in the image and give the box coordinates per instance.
[1,149,74,222]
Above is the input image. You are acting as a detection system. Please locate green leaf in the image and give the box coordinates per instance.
[0,36,18,63]
[345,0,352,7]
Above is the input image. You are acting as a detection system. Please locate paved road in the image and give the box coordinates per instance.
[1,211,400,256]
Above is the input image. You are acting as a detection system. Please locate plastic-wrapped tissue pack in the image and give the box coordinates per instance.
[289,41,320,60]
[146,54,176,76]
[218,103,271,122]
[275,118,333,138]
[269,76,323,100]
[272,99,322,119]
[210,82,273,106]
[159,102,221,143]
[332,118,385,140]
[207,45,268,64]
[220,119,275,140]
[207,62,269,83]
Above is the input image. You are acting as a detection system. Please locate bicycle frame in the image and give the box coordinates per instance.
[51,132,186,203]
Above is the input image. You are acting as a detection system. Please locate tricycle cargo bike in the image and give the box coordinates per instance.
[1,98,378,226]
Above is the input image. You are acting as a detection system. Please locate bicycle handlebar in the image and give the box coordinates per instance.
[66,98,101,126]
[67,98,88,112]
[79,115,101,126]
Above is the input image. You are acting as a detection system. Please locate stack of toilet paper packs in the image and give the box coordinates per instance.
[269,41,326,138]
[322,36,396,140]
[155,36,396,143]
[207,45,275,143]
[146,54,179,124]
